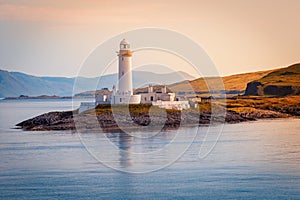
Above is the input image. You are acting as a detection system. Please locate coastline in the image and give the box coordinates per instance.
[15,95,299,132]
[3,95,93,100]
[15,104,295,132]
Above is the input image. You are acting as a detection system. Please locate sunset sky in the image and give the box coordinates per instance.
[0,0,299,77]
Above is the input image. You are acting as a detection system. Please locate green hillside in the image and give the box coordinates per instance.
[245,64,300,96]
[168,69,274,95]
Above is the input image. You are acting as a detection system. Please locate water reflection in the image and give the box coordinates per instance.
[104,130,180,171]
[118,133,133,168]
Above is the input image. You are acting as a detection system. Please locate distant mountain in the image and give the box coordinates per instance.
[0,69,195,97]
[245,63,300,96]
[0,70,74,97]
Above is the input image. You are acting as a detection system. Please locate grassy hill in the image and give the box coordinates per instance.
[168,64,300,96]
[168,69,274,95]
[245,63,300,96]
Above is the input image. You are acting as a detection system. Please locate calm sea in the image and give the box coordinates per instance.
[0,99,299,199]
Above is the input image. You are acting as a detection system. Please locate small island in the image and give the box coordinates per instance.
[4,95,73,100]
[16,96,299,132]
[15,50,300,132]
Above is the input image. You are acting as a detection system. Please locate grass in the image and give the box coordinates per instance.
[226,96,300,114]
[81,96,299,117]
[257,64,299,87]
[169,69,274,93]
[94,103,180,115]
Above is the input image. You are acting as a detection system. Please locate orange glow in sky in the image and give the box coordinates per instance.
[0,0,299,77]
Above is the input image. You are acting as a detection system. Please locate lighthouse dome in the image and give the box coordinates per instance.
[120,39,130,45]
[120,39,130,50]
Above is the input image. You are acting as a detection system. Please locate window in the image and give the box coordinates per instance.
[150,96,154,101]
[120,98,122,102]
[122,71,124,76]
[122,57,124,61]
[144,97,147,101]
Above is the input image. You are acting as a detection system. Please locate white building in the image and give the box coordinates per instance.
[139,85,174,103]
[79,39,190,113]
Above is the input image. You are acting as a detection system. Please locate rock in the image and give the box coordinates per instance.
[245,81,263,96]
[263,85,299,96]
[245,81,300,97]
[16,111,74,130]
[225,110,247,123]
[235,109,288,120]
[15,106,293,131]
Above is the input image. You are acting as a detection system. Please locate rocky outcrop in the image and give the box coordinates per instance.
[264,85,292,96]
[245,82,300,96]
[244,64,300,96]
[16,109,252,131]
[234,109,289,120]
[266,106,300,116]
[15,104,294,131]
[16,111,75,131]
[245,81,263,96]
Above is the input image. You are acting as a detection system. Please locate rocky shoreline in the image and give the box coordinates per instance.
[16,107,291,132]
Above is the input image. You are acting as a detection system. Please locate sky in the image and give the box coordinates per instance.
[0,0,299,77]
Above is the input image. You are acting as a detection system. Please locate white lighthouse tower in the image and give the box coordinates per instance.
[110,39,141,104]
[118,39,132,95]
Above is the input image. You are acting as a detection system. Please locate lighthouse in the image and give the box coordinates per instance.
[80,39,190,112]
[118,39,133,95]
[109,39,141,104]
